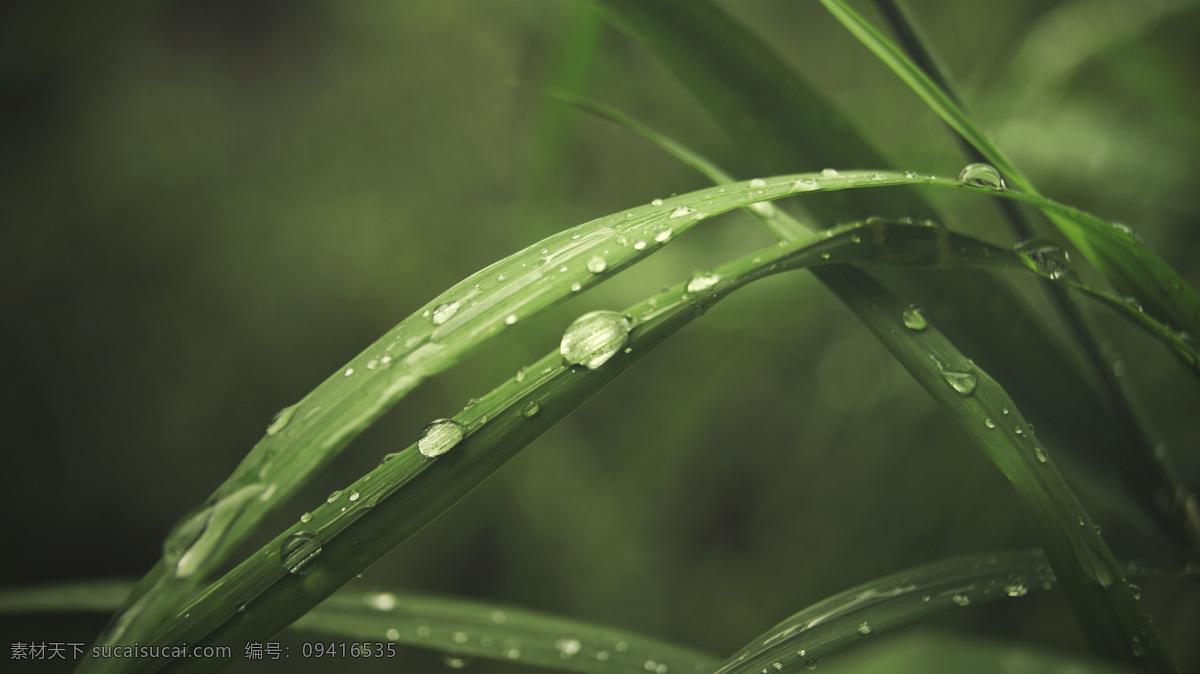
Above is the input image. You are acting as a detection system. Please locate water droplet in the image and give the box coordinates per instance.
[1002,406,1010,415]
[587,256,608,273]
[821,168,839,178]
[651,198,664,206]
[432,301,461,325]
[1014,240,1071,280]
[655,229,672,242]
[560,311,632,370]
[522,401,540,418]
[417,624,432,638]
[857,622,872,635]
[957,163,1005,189]
[368,591,397,610]
[504,648,520,659]
[1034,446,1049,463]
[348,490,360,502]
[504,314,518,325]
[1003,579,1029,597]
[280,531,322,575]
[791,178,818,191]
[596,651,610,661]
[984,418,995,429]
[749,178,767,188]
[555,637,582,658]
[418,419,465,458]
[902,304,927,331]
[452,631,468,643]
[820,251,830,260]
[379,452,401,465]
[905,170,918,179]
[344,367,355,377]
[951,594,971,607]
[939,367,978,396]
[634,240,647,250]
[442,655,470,669]
[300,512,312,523]
[570,281,582,292]
[850,234,861,244]
[327,490,343,504]
[686,270,721,293]
[1129,583,1142,600]
[669,206,695,219]
[266,405,298,436]
[491,610,507,624]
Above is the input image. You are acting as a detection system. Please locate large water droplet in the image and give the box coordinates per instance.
[432,300,462,325]
[281,531,322,575]
[419,419,465,457]
[957,163,1005,189]
[163,505,214,574]
[669,206,695,219]
[686,270,721,293]
[266,404,298,436]
[651,198,664,206]
[1014,240,1071,280]
[902,304,927,331]
[560,311,632,370]
[821,168,839,178]
[587,256,608,274]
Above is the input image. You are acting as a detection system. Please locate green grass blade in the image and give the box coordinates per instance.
[819,266,1177,672]
[114,205,1175,672]
[820,0,1200,345]
[713,550,1057,673]
[295,589,719,674]
[590,0,1189,554]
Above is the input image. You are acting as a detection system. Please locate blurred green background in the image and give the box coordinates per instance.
[2,1,1198,672]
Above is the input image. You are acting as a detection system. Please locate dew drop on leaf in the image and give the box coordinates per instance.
[957,163,1005,189]
[857,622,872,635]
[587,256,608,274]
[266,404,298,436]
[280,531,322,575]
[651,198,664,206]
[940,368,978,397]
[1014,239,1071,280]
[902,304,927,331]
[432,300,461,325]
[522,401,541,418]
[560,311,632,370]
[669,206,695,219]
[418,419,465,458]
[326,490,343,504]
[951,593,971,606]
[821,168,839,178]
[686,270,721,293]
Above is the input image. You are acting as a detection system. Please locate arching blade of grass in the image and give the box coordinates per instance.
[819,265,1176,672]
[712,549,1057,674]
[118,216,1170,673]
[591,0,1190,555]
[820,0,1200,345]
[293,589,719,674]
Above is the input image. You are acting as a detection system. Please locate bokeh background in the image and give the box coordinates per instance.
[2,1,1198,672]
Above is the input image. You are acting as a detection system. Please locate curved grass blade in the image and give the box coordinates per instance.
[591,0,1191,557]
[712,549,1057,674]
[819,266,1177,672]
[116,213,1171,672]
[820,0,1200,347]
[295,589,718,674]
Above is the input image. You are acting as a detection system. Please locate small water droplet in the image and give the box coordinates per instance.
[686,270,721,293]
[418,419,465,458]
[560,311,632,370]
[669,206,694,219]
[266,404,298,436]
[442,655,470,669]
[821,168,839,178]
[492,610,507,624]
[957,163,1005,189]
[905,170,918,179]
[570,281,582,292]
[380,452,401,465]
[587,255,608,273]
[327,490,343,504]
[1034,446,1049,463]
[951,593,971,606]
[432,301,461,325]
[651,198,664,206]
[939,367,978,396]
[504,648,521,659]
[857,622,872,635]
[1002,406,1010,415]
[280,531,322,575]
[655,229,672,242]
[348,490,360,502]
[984,418,995,429]
[820,251,831,260]
[453,631,468,643]
[791,178,818,191]
[522,401,541,418]
[749,178,767,188]
[1129,583,1142,599]
[504,314,518,325]
[344,367,355,377]
[1014,240,1071,280]
[1003,578,1029,597]
[556,637,582,658]
[368,591,397,611]
[902,304,927,331]
[634,240,647,250]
